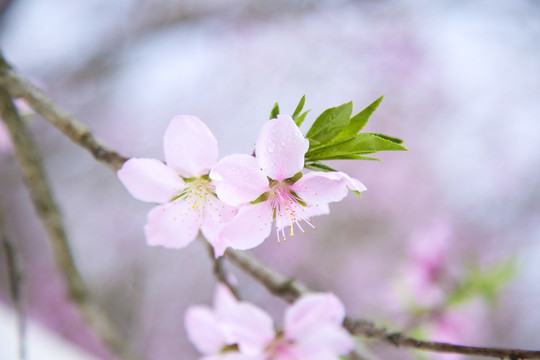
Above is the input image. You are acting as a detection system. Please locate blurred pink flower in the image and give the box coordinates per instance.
[185,285,354,360]
[117,115,236,252]
[210,114,366,256]
[402,221,453,308]
[428,299,488,360]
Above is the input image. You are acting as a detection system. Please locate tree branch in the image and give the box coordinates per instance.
[0,202,26,360]
[0,54,128,171]
[224,248,309,303]
[2,54,539,359]
[200,238,241,300]
[0,86,139,360]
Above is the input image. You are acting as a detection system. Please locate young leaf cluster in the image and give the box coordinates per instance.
[271,95,408,172]
[447,259,516,306]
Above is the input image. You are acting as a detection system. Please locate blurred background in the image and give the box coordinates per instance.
[1,0,540,359]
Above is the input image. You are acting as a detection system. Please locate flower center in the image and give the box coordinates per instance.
[186,177,214,209]
[171,175,214,209]
[265,333,295,358]
[269,180,316,244]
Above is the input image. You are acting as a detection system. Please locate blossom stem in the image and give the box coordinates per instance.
[200,238,241,300]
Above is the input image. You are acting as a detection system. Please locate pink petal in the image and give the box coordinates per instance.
[185,305,228,355]
[216,203,273,256]
[200,195,238,255]
[219,302,275,356]
[202,354,264,360]
[338,171,367,193]
[214,285,275,355]
[144,201,203,248]
[163,115,218,177]
[214,284,240,315]
[117,158,185,203]
[284,293,346,339]
[291,324,355,359]
[256,115,309,181]
[292,171,366,206]
[210,154,269,206]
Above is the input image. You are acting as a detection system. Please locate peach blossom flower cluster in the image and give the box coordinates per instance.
[118,114,365,256]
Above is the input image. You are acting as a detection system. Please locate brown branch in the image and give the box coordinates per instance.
[200,238,241,300]
[1,54,539,360]
[0,87,139,360]
[0,54,128,171]
[224,249,309,303]
[0,202,26,360]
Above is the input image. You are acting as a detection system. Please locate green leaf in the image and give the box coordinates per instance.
[304,162,338,172]
[295,109,310,127]
[305,101,353,144]
[368,132,404,144]
[320,154,381,161]
[306,133,408,161]
[292,95,306,120]
[335,95,383,140]
[269,102,280,119]
[308,137,320,147]
[447,259,517,306]
[350,189,362,198]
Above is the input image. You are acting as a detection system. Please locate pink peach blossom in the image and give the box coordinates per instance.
[210,114,366,256]
[117,115,236,252]
[185,284,354,360]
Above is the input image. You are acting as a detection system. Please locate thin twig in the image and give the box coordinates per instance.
[0,202,26,360]
[344,319,540,360]
[0,54,128,171]
[224,249,309,303]
[199,238,241,300]
[0,87,139,360]
[2,54,539,360]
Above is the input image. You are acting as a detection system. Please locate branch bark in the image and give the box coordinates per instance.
[200,238,241,300]
[2,54,539,360]
[0,54,128,171]
[0,202,26,360]
[0,86,139,360]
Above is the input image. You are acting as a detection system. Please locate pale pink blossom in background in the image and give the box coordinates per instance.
[117,115,236,251]
[185,284,354,360]
[428,299,488,360]
[210,114,366,256]
[405,221,454,308]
